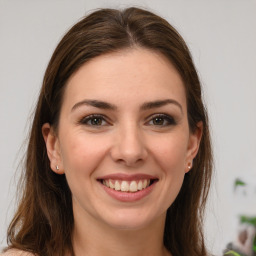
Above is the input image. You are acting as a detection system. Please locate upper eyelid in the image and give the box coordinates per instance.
[146,113,175,120]
[144,113,176,125]
[79,114,109,125]
[83,114,107,119]
[78,113,176,124]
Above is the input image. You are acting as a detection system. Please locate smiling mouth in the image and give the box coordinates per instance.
[99,179,158,193]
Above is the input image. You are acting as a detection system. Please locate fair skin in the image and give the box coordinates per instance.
[41,48,202,256]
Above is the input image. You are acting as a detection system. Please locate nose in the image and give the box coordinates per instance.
[110,124,148,167]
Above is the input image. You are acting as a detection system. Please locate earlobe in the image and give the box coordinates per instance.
[185,121,203,173]
[42,123,64,174]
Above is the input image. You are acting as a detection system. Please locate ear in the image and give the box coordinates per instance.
[185,121,203,173]
[42,123,64,174]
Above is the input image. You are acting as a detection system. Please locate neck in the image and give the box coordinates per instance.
[71,203,170,256]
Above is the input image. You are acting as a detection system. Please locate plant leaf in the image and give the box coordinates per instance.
[234,179,246,190]
[240,215,256,226]
[224,250,242,256]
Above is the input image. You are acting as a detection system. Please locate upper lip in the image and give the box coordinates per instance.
[97,173,158,181]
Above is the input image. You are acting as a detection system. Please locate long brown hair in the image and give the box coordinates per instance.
[5,7,213,256]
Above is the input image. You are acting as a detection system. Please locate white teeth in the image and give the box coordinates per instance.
[142,180,147,189]
[137,180,143,190]
[102,179,152,192]
[114,180,121,191]
[129,181,138,192]
[121,181,129,192]
[109,180,115,189]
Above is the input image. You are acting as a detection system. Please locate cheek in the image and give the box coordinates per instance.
[59,133,109,206]
[153,139,187,209]
[59,132,108,175]
[150,133,188,172]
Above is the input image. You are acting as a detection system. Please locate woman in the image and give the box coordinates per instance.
[2,7,212,256]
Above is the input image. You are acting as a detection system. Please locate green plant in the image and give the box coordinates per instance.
[223,179,256,256]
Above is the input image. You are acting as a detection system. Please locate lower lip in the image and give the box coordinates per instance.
[100,182,157,202]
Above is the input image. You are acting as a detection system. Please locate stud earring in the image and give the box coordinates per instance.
[188,161,193,170]
[56,165,59,171]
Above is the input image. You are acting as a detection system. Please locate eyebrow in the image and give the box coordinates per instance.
[71,99,183,113]
[140,99,183,113]
[71,100,117,112]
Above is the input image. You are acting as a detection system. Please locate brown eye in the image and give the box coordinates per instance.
[148,114,176,126]
[152,117,165,125]
[90,117,103,126]
[80,115,108,126]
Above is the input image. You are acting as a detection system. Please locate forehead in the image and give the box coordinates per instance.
[62,48,186,110]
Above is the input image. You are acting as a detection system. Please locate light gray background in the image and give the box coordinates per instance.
[0,0,256,255]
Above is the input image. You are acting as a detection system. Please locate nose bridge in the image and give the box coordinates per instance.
[111,121,147,166]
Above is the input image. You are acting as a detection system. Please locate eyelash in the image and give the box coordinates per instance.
[78,114,176,127]
[146,114,176,126]
[79,114,109,126]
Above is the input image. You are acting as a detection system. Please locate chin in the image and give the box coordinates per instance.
[101,208,166,231]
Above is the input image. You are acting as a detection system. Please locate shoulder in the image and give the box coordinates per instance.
[0,249,35,256]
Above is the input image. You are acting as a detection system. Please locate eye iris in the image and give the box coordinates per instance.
[91,117,102,125]
[153,117,164,125]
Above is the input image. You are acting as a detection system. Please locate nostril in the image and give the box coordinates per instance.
[115,157,145,167]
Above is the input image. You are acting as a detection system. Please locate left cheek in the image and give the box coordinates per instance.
[158,143,187,202]
[155,141,188,172]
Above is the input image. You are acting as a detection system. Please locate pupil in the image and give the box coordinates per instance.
[153,117,164,125]
[91,118,102,125]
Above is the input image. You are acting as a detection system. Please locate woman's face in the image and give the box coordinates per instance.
[43,48,201,230]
